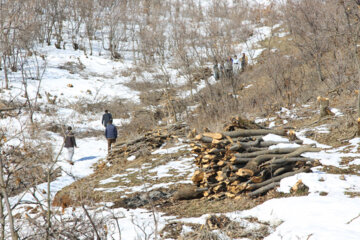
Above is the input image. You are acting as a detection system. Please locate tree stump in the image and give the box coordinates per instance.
[317,96,333,118]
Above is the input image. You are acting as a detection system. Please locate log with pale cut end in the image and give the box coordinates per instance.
[249,175,264,183]
[223,129,287,138]
[227,184,246,194]
[225,192,236,198]
[288,130,298,141]
[236,168,254,177]
[217,160,226,167]
[203,132,223,140]
[203,191,211,197]
[203,154,217,161]
[213,183,226,193]
[208,148,226,154]
[192,170,204,183]
[215,171,226,182]
[195,134,213,143]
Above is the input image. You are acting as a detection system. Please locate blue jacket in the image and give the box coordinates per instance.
[105,124,117,139]
[102,113,113,126]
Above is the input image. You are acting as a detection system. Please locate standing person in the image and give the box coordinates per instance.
[241,53,248,72]
[219,60,225,79]
[64,126,77,165]
[233,54,239,74]
[213,60,220,81]
[105,119,117,153]
[101,110,113,127]
[224,56,233,78]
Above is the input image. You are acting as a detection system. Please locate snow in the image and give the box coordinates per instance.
[263,133,289,142]
[1,0,359,239]
[127,155,136,161]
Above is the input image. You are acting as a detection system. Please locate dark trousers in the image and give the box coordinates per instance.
[107,138,116,153]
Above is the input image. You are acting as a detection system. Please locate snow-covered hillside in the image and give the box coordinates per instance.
[0,0,360,239]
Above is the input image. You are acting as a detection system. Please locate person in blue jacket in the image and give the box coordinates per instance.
[105,119,117,153]
[102,110,113,127]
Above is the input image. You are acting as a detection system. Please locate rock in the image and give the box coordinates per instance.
[172,186,203,201]
[121,190,172,209]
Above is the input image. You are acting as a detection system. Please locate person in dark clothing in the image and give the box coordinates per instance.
[224,56,233,79]
[64,126,77,164]
[213,60,220,81]
[105,119,117,153]
[102,110,113,127]
[241,53,248,72]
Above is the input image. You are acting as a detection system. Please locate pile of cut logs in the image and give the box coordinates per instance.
[107,123,187,164]
[191,118,320,199]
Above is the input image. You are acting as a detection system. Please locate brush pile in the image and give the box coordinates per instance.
[107,123,188,164]
[190,117,320,199]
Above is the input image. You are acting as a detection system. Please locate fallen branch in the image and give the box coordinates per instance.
[248,182,280,197]
[248,167,311,190]
[223,129,287,138]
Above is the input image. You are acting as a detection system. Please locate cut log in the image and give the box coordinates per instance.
[235,147,305,159]
[215,171,226,182]
[247,182,280,197]
[203,132,223,140]
[191,170,204,183]
[217,160,226,167]
[258,140,303,147]
[267,157,314,165]
[228,184,246,194]
[223,129,287,138]
[225,192,236,198]
[195,135,213,143]
[273,165,294,176]
[248,167,310,190]
[213,183,226,193]
[241,146,320,175]
[249,175,264,183]
[208,148,226,154]
[231,158,252,164]
[235,168,254,177]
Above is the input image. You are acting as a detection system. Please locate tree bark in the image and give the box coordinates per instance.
[223,129,287,138]
[0,193,4,240]
[234,147,307,159]
[248,182,280,197]
[0,157,17,240]
[248,167,310,191]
